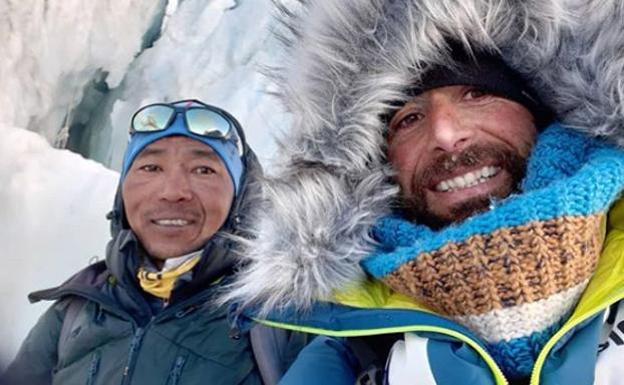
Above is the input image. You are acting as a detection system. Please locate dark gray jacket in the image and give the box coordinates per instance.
[3,236,261,385]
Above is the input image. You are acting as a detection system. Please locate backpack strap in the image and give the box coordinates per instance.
[348,334,402,385]
[58,297,87,356]
[250,324,309,385]
[250,324,285,385]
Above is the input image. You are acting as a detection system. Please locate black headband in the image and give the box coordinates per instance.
[395,43,554,129]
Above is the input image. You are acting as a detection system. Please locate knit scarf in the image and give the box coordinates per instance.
[362,123,624,379]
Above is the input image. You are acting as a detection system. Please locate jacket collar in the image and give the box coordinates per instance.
[105,228,235,305]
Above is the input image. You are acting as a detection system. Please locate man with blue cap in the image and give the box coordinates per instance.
[1,100,275,384]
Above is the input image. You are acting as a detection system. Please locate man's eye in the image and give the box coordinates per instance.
[139,164,160,172]
[392,112,425,132]
[193,166,216,175]
[464,88,490,100]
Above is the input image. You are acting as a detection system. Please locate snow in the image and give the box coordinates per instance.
[0,0,288,367]
[0,124,118,364]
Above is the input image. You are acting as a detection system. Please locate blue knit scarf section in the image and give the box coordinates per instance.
[362,123,624,379]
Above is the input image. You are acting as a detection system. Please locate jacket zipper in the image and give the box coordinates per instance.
[116,292,214,384]
[121,327,146,385]
[85,350,101,385]
[167,356,187,385]
[529,291,624,385]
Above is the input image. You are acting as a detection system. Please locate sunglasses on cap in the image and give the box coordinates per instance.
[129,99,244,156]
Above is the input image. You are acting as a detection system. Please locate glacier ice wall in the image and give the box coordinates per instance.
[0,0,167,143]
[75,0,287,169]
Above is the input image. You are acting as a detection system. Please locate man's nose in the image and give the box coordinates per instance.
[159,169,193,202]
[427,101,473,153]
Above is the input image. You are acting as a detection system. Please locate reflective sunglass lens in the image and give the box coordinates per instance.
[132,105,175,132]
[186,109,231,138]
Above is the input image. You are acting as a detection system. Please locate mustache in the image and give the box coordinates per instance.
[416,144,524,188]
[142,204,201,220]
[396,143,529,229]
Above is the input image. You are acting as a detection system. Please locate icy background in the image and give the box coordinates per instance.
[0,0,288,367]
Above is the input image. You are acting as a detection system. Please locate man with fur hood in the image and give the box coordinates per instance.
[2,100,271,385]
[225,1,624,384]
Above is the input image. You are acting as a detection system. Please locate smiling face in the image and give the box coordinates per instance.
[122,136,234,262]
[387,85,537,229]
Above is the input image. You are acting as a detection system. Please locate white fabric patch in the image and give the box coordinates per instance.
[386,333,437,385]
[594,302,624,385]
[454,281,588,343]
[161,250,203,272]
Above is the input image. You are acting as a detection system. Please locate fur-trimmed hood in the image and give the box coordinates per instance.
[225,0,624,315]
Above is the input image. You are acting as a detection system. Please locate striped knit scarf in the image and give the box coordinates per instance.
[363,123,624,379]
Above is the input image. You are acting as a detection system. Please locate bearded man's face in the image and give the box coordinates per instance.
[386,85,537,229]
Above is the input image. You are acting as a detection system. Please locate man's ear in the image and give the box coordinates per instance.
[108,185,129,237]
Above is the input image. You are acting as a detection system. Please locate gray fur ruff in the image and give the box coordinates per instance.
[223,0,624,315]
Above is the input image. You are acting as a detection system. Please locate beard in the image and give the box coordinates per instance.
[399,144,528,229]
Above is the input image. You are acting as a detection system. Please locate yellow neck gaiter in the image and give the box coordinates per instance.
[137,255,201,300]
